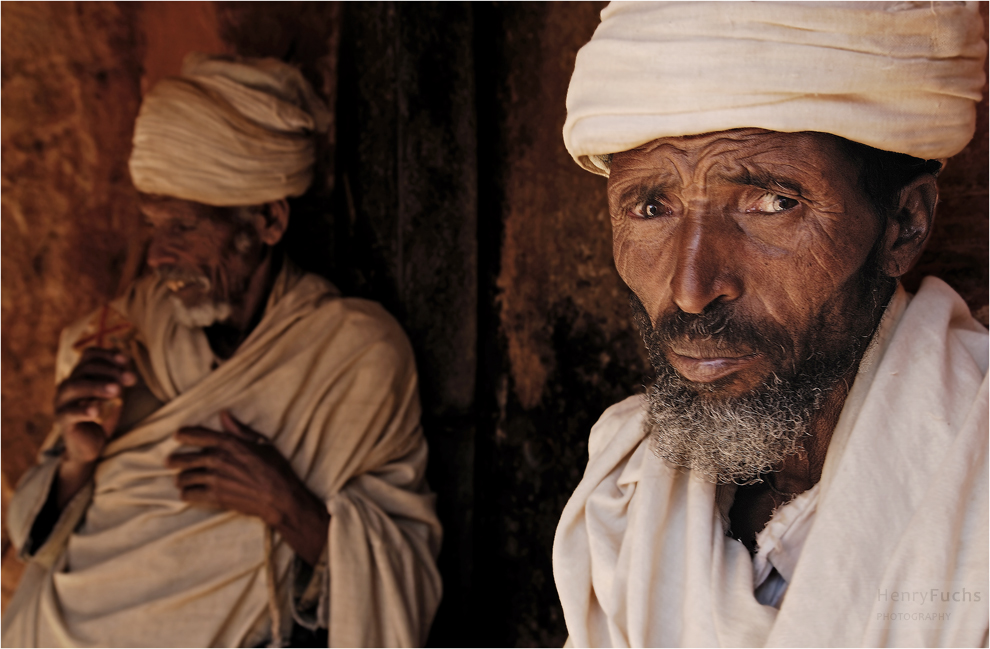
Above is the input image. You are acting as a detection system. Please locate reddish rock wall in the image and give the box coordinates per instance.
[1,2,145,607]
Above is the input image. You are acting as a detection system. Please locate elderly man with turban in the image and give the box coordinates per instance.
[553,2,987,646]
[3,54,441,647]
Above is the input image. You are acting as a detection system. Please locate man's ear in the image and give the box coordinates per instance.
[879,174,937,278]
[254,199,290,246]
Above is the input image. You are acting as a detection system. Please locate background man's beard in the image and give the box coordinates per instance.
[633,259,893,485]
[156,267,234,328]
[170,298,233,328]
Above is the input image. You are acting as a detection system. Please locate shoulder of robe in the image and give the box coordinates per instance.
[916,276,988,375]
[302,290,417,380]
[271,269,413,355]
[587,394,648,461]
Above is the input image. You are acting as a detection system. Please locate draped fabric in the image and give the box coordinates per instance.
[129,53,330,205]
[554,278,989,646]
[564,2,987,175]
[3,263,442,647]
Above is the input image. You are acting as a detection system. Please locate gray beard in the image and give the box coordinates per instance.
[170,297,232,329]
[156,267,233,329]
[631,284,889,485]
[644,357,831,485]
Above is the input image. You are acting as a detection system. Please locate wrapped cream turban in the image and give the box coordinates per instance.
[129,53,330,205]
[564,1,987,175]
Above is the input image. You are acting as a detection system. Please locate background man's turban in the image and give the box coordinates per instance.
[129,53,330,205]
[564,1,987,176]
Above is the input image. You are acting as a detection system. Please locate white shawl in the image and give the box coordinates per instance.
[3,263,442,647]
[554,278,988,646]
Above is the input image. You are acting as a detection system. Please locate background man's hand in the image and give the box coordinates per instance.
[53,348,136,508]
[167,411,330,565]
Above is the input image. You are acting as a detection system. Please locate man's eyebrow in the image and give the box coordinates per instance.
[724,169,805,196]
[617,178,674,205]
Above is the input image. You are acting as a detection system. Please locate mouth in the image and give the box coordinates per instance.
[165,279,190,292]
[667,344,762,383]
[158,272,213,306]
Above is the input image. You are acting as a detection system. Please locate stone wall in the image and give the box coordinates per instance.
[472,4,649,644]
[2,2,987,645]
[1,1,145,606]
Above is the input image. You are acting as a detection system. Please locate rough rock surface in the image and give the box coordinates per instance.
[1,2,145,609]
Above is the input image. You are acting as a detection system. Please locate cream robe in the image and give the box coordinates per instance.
[3,263,442,647]
[554,278,988,647]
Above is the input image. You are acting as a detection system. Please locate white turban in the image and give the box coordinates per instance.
[564,1,987,175]
[129,53,330,205]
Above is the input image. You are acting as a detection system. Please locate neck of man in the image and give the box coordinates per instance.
[772,275,895,493]
[727,368,854,553]
[206,249,282,360]
[771,365,854,493]
[728,279,893,552]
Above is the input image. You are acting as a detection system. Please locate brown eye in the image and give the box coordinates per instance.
[629,198,670,220]
[639,202,670,219]
[748,193,799,213]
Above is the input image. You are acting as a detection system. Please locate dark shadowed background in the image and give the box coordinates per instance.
[2,3,986,646]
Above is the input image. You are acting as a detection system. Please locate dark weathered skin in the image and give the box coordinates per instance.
[53,347,137,509]
[141,194,286,350]
[52,196,328,566]
[607,129,937,545]
[167,411,330,567]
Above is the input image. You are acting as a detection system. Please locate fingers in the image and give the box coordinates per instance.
[168,430,258,479]
[177,482,270,521]
[168,448,253,500]
[220,410,267,444]
[70,349,137,385]
[174,426,231,449]
[173,466,256,495]
[55,381,122,412]
[168,418,284,525]
[169,452,274,522]
[167,447,229,472]
[55,349,136,411]
[175,415,269,450]
[55,398,102,422]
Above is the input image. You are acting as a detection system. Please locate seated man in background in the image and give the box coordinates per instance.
[554,2,987,646]
[3,54,441,648]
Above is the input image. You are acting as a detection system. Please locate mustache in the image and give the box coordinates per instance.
[154,266,211,292]
[631,295,795,371]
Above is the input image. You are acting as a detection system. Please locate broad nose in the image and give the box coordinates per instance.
[669,216,742,314]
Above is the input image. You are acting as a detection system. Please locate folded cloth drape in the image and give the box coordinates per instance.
[129,53,330,205]
[2,263,442,647]
[553,278,988,646]
[564,1,987,175]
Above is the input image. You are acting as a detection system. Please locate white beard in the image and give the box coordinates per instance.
[170,297,232,328]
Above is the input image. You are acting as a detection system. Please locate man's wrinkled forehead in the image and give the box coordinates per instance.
[607,129,856,195]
